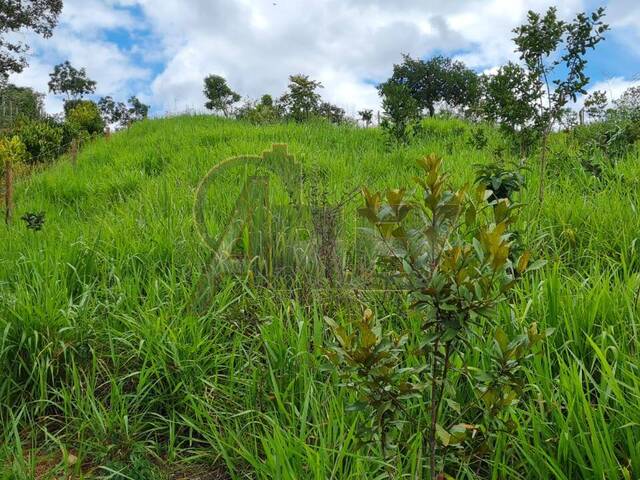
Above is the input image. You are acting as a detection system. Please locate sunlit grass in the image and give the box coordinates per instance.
[1,115,639,478]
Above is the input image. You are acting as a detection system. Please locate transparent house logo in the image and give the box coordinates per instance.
[192,144,388,305]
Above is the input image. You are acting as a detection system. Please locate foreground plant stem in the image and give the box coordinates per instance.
[429,331,441,480]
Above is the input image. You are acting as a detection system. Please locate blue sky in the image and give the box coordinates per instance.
[10,0,640,116]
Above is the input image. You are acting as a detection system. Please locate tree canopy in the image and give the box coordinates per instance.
[386,55,480,117]
[0,0,63,80]
[203,75,241,117]
[279,74,323,122]
[48,61,97,100]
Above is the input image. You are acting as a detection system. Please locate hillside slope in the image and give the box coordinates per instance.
[1,115,640,479]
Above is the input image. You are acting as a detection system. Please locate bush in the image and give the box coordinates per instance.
[63,99,84,117]
[236,101,282,124]
[0,135,28,178]
[474,162,526,201]
[571,117,640,160]
[12,118,64,164]
[66,100,105,136]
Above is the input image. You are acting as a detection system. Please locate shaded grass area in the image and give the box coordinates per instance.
[1,115,640,478]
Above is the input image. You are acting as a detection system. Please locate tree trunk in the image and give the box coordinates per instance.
[428,335,441,480]
[428,104,435,117]
[538,129,549,204]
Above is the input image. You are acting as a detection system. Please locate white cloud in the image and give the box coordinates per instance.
[6,0,150,113]
[58,0,138,35]
[138,0,591,114]
[606,0,640,56]
[5,0,638,117]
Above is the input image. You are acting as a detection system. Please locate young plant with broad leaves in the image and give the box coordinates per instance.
[326,154,549,479]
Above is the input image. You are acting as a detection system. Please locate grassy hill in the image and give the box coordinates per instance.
[1,115,640,479]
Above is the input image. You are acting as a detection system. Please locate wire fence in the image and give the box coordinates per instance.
[0,98,18,128]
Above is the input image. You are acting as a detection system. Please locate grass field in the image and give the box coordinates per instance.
[1,115,640,479]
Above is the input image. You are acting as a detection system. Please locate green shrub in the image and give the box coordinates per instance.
[236,101,282,124]
[63,99,84,117]
[474,162,526,201]
[66,100,105,136]
[13,117,64,164]
[571,116,640,160]
[0,84,44,127]
[328,155,548,477]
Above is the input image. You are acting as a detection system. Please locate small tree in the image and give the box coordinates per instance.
[318,101,346,124]
[328,155,548,478]
[98,95,149,127]
[48,61,97,101]
[0,136,27,224]
[260,94,273,107]
[482,63,541,156]
[512,6,609,202]
[236,94,283,124]
[127,96,149,122]
[66,101,105,136]
[387,55,481,118]
[0,84,44,124]
[584,90,608,122]
[614,85,640,119]
[203,75,240,117]
[279,74,323,122]
[377,81,420,144]
[98,96,128,126]
[0,0,63,80]
[358,109,373,127]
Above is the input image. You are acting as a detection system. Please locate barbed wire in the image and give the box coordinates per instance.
[0,133,89,178]
[16,136,83,165]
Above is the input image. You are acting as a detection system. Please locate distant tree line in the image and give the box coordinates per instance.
[374,6,616,203]
[0,59,149,167]
[203,73,348,125]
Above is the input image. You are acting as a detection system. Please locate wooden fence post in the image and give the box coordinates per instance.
[71,138,78,167]
[105,126,111,141]
[4,158,13,225]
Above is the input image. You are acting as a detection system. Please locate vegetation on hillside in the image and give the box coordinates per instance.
[1,2,640,479]
[0,114,639,478]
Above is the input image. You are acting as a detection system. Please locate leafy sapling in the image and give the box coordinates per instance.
[474,162,526,202]
[377,81,420,145]
[0,136,27,224]
[328,154,548,478]
[512,6,609,202]
[325,308,420,466]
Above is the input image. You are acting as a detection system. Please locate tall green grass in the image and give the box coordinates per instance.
[1,115,639,478]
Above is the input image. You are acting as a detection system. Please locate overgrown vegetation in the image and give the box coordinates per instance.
[329,154,547,478]
[0,114,639,479]
[2,2,640,479]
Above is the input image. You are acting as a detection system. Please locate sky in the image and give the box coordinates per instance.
[8,0,640,117]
